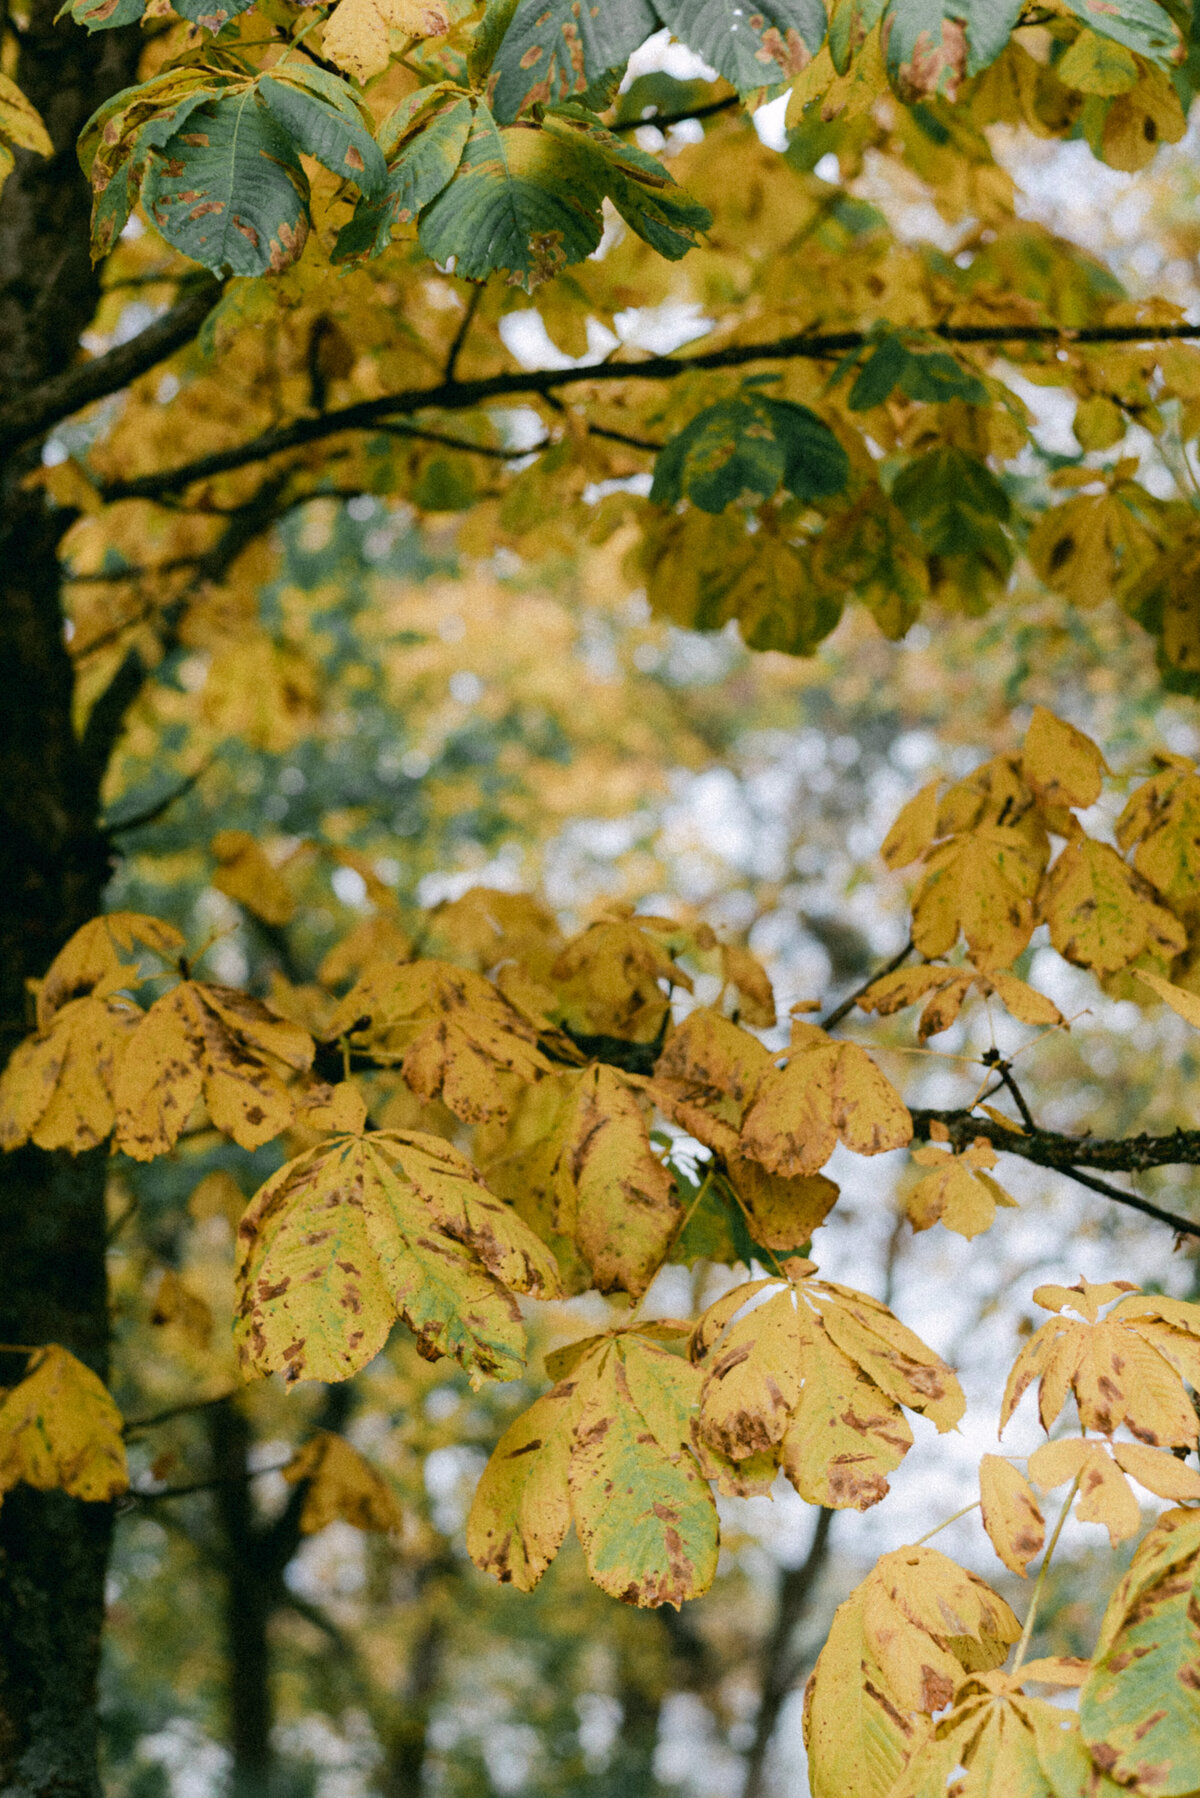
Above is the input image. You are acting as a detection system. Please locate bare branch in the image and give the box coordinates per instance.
[819,938,913,1033]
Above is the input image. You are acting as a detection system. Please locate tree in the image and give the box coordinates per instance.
[4,0,1200,1790]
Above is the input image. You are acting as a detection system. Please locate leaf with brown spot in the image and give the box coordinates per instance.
[880,777,941,870]
[34,911,184,1029]
[910,827,1045,971]
[0,990,141,1153]
[284,1430,404,1534]
[1028,1437,1142,1546]
[466,1381,582,1590]
[803,1588,919,1798]
[739,1030,911,1177]
[723,1155,839,1249]
[650,1007,773,1157]
[325,958,552,1126]
[1038,838,1186,974]
[978,1453,1045,1577]
[551,913,691,1044]
[1117,762,1200,908]
[1022,704,1108,810]
[907,1138,1017,1239]
[235,1126,557,1386]
[556,1063,682,1296]
[114,981,313,1158]
[0,1345,128,1504]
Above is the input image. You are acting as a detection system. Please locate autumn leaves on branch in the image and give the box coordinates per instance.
[7,707,1200,1791]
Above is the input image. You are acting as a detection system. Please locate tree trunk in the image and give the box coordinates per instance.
[740,1507,833,1798]
[0,9,144,1790]
[209,1401,276,1798]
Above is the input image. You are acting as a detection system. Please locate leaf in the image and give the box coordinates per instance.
[141,90,311,278]
[284,1431,404,1533]
[740,1030,912,1176]
[0,1345,128,1504]
[1117,763,1200,907]
[978,1453,1045,1576]
[1001,1281,1200,1448]
[1056,27,1139,93]
[813,491,930,639]
[35,911,184,1030]
[651,394,848,513]
[907,1139,1016,1238]
[693,1272,963,1509]
[568,1337,718,1607]
[416,100,604,288]
[235,1126,559,1385]
[469,1333,719,1607]
[322,0,449,84]
[863,1546,1020,1704]
[552,913,688,1043]
[211,831,296,928]
[723,1155,839,1250]
[0,73,53,158]
[150,1269,214,1347]
[1057,0,1181,67]
[910,827,1045,970]
[539,107,711,261]
[1133,967,1200,1028]
[257,65,387,198]
[1029,1438,1141,1547]
[557,1063,682,1296]
[720,942,776,1028]
[0,991,141,1153]
[1080,1506,1200,1795]
[892,1680,1124,1798]
[656,0,827,91]
[803,1589,920,1798]
[1021,705,1107,810]
[485,0,657,121]
[325,958,551,1125]
[892,446,1014,588]
[113,981,314,1159]
[650,1007,773,1156]
[847,331,987,408]
[466,1381,582,1589]
[881,778,941,870]
[1037,838,1185,974]
[335,93,475,260]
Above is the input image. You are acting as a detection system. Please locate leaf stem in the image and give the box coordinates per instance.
[910,1498,980,1547]
[1011,1473,1081,1678]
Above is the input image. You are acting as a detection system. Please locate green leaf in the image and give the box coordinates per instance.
[1080,1507,1200,1794]
[848,331,987,407]
[1057,0,1181,67]
[656,0,827,90]
[486,0,657,122]
[58,0,144,31]
[80,72,226,259]
[891,445,1013,573]
[651,394,848,513]
[882,0,1023,99]
[417,100,604,286]
[610,70,717,125]
[142,90,310,278]
[258,66,387,200]
[334,94,474,263]
[541,107,711,259]
[828,0,887,71]
[172,0,257,28]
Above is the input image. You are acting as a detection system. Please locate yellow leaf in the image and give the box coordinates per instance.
[650,1007,772,1158]
[1111,1438,1200,1503]
[740,1035,912,1176]
[1099,65,1186,172]
[907,1140,1016,1238]
[466,1381,582,1591]
[723,1155,839,1249]
[211,831,296,928]
[551,914,689,1044]
[325,958,550,1126]
[1028,1438,1142,1546]
[0,991,141,1153]
[803,1589,920,1798]
[720,941,776,1028]
[284,1431,404,1534]
[1038,839,1185,974]
[862,1546,1020,1707]
[1133,968,1200,1029]
[235,1128,559,1385]
[188,1168,246,1229]
[558,1064,681,1297]
[426,886,564,980]
[0,71,53,157]
[0,1345,128,1503]
[150,1269,214,1347]
[323,0,449,83]
[881,778,941,870]
[984,972,1065,1029]
[979,1453,1045,1576]
[1117,762,1200,906]
[911,827,1044,970]
[1021,705,1107,810]
[35,911,184,1031]
[114,981,314,1158]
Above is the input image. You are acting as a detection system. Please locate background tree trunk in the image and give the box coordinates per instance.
[0,10,144,1790]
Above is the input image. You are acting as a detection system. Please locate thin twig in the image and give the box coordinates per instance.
[443,284,482,382]
[818,938,914,1033]
[1011,1474,1081,1678]
[123,1390,238,1436]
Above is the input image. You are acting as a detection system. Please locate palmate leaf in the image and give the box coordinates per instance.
[485,0,658,122]
[739,1022,912,1177]
[257,65,387,199]
[61,0,255,30]
[0,1346,128,1505]
[467,1330,718,1607]
[881,0,1023,100]
[235,1094,561,1385]
[334,89,474,262]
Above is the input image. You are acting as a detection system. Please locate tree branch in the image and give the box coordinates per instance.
[95,319,1200,503]
[0,276,223,454]
[909,1110,1200,1238]
[819,938,913,1032]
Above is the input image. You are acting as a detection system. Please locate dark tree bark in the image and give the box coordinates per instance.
[740,1507,833,1798]
[0,9,154,1793]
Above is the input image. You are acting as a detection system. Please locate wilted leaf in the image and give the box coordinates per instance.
[803,1588,920,1798]
[1116,762,1200,907]
[557,1063,682,1296]
[650,1007,774,1156]
[0,1345,128,1503]
[486,0,657,121]
[0,990,141,1153]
